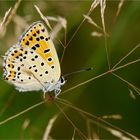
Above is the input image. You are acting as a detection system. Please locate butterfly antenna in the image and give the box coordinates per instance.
[63,67,93,78]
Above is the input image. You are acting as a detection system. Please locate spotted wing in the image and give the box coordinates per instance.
[19,21,60,82]
[3,21,61,92]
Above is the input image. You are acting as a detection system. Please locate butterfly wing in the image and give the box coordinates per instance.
[3,21,61,92]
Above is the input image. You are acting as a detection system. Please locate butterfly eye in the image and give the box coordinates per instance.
[60,76,65,84]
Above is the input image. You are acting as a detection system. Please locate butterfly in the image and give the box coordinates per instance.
[3,21,65,96]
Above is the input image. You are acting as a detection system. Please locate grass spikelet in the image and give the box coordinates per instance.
[42,114,59,140]
[128,88,136,100]
[91,31,103,37]
[34,5,52,30]
[106,127,139,140]
[102,114,122,120]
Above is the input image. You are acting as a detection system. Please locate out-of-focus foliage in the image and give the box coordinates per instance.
[0,0,140,139]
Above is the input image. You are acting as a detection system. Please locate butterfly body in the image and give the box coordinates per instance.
[3,21,65,96]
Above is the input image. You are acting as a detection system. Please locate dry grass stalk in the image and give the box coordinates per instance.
[72,128,76,140]
[116,0,125,17]
[0,7,11,28]
[0,0,21,38]
[0,8,11,38]
[90,0,100,13]
[42,114,58,140]
[112,43,140,69]
[86,119,92,139]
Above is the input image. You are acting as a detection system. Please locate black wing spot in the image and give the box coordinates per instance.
[25,41,29,45]
[35,44,40,48]
[29,36,33,41]
[35,55,38,59]
[18,72,21,75]
[19,53,23,56]
[36,38,40,41]
[45,71,48,74]
[51,66,54,69]
[36,30,40,34]
[41,62,44,66]
[44,49,50,53]
[17,67,20,71]
[14,50,18,53]
[24,51,28,54]
[45,37,50,41]
[40,74,43,77]
[31,58,35,61]
[35,69,38,72]
[33,33,36,37]
[32,46,36,50]
[41,29,45,32]
[40,36,44,39]
[48,58,52,61]
[23,56,26,59]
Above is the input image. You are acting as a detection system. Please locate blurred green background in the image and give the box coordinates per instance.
[0,0,140,139]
